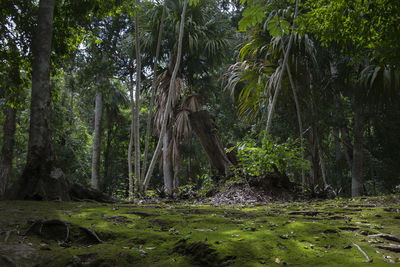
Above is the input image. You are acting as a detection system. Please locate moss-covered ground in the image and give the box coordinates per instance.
[0,196,399,266]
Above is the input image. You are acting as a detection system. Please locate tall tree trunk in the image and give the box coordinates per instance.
[10,0,71,200]
[143,0,188,191]
[141,0,168,184]
[189,110,232,179]
[128,72,135,197]
[91,92,103,190]
[277,14,304,187]
[103,117,113,192]
[341,126,353,169]
[309,126,319,190]
[162,130,173,194]
[352,92,364,196]
[265,0,300,134]
[0,105,16,199]
[134,0,142,192]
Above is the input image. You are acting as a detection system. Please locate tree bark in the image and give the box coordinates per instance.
[9,0,72,201]
[189,110,232,178]
[91,92,103,190]
[0,105,16,199]
[143,0,188,191]
[352,92,364,196]
[162,130,173,194]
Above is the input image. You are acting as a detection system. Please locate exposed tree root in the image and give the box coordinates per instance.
[369,233,400,243]
[26,219,70,242]
[373,244,400,253]
[25,219,102,244]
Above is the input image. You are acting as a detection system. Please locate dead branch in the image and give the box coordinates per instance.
[1,230,17,242]
[353,243,373,263]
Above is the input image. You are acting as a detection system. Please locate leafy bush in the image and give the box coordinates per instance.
[198,174,215,197]
[232,132,309,180]
[178,184,196,199]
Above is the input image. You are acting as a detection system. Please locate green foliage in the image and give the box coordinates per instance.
[177,184,196,199]
[238,0,267,31]
[113,182,129,199]
[198,173,215,197]
[300,0,400,66]
[234,132,309,179]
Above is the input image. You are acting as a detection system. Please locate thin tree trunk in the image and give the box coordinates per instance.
[0,105,16,199]
[128,72,135,197]
[103,117,113,192]
[91,92,103,190]
[352,93,364,196]
[162,130,173,194]
[143,0,188,191]
[134,0,142,192]
[277,14,304,187]
[341,127,353,169]
[265,0,300,134]
[317,137,328,186]
[141,0,168,185]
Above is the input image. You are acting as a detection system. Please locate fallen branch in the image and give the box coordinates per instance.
[369,233,400,243]
[1,230,17,242]
[79,227,103,244]
[373,244,400,253]
[353,243,373,263]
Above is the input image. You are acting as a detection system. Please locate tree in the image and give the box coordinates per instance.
[9,0,72,200]
[143,0,188,192]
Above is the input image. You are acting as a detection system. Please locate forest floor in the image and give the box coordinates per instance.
[0,196,400,266]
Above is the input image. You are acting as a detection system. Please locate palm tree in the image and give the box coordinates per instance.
[143,0,232,192]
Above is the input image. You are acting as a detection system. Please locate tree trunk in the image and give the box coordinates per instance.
[352,93,364,197]
[128,72,135,197]
[265,0,300,134]
[162,130,173,194]
[277,14,304,187]
[189,110,232,179]
[91,92,103,190]
[309,126,319,190]
[0,105,16,199]
[134,0,142,192]
[141,0,168,184]
[9,0,72,201]
[143,0,188,191]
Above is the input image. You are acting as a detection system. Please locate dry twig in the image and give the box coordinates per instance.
[353,243,373,263]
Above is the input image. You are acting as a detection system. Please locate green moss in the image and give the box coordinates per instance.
[0,196,399,266]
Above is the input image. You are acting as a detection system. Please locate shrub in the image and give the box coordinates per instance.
[232,132,309,180]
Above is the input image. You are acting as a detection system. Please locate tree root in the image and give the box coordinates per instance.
[369,233,400,243]
[353,243,373,263]
[25,219,102,244]
[373,245,400,253]
[25,219,70,242]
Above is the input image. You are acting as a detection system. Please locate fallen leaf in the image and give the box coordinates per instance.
[275,258,280,264]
